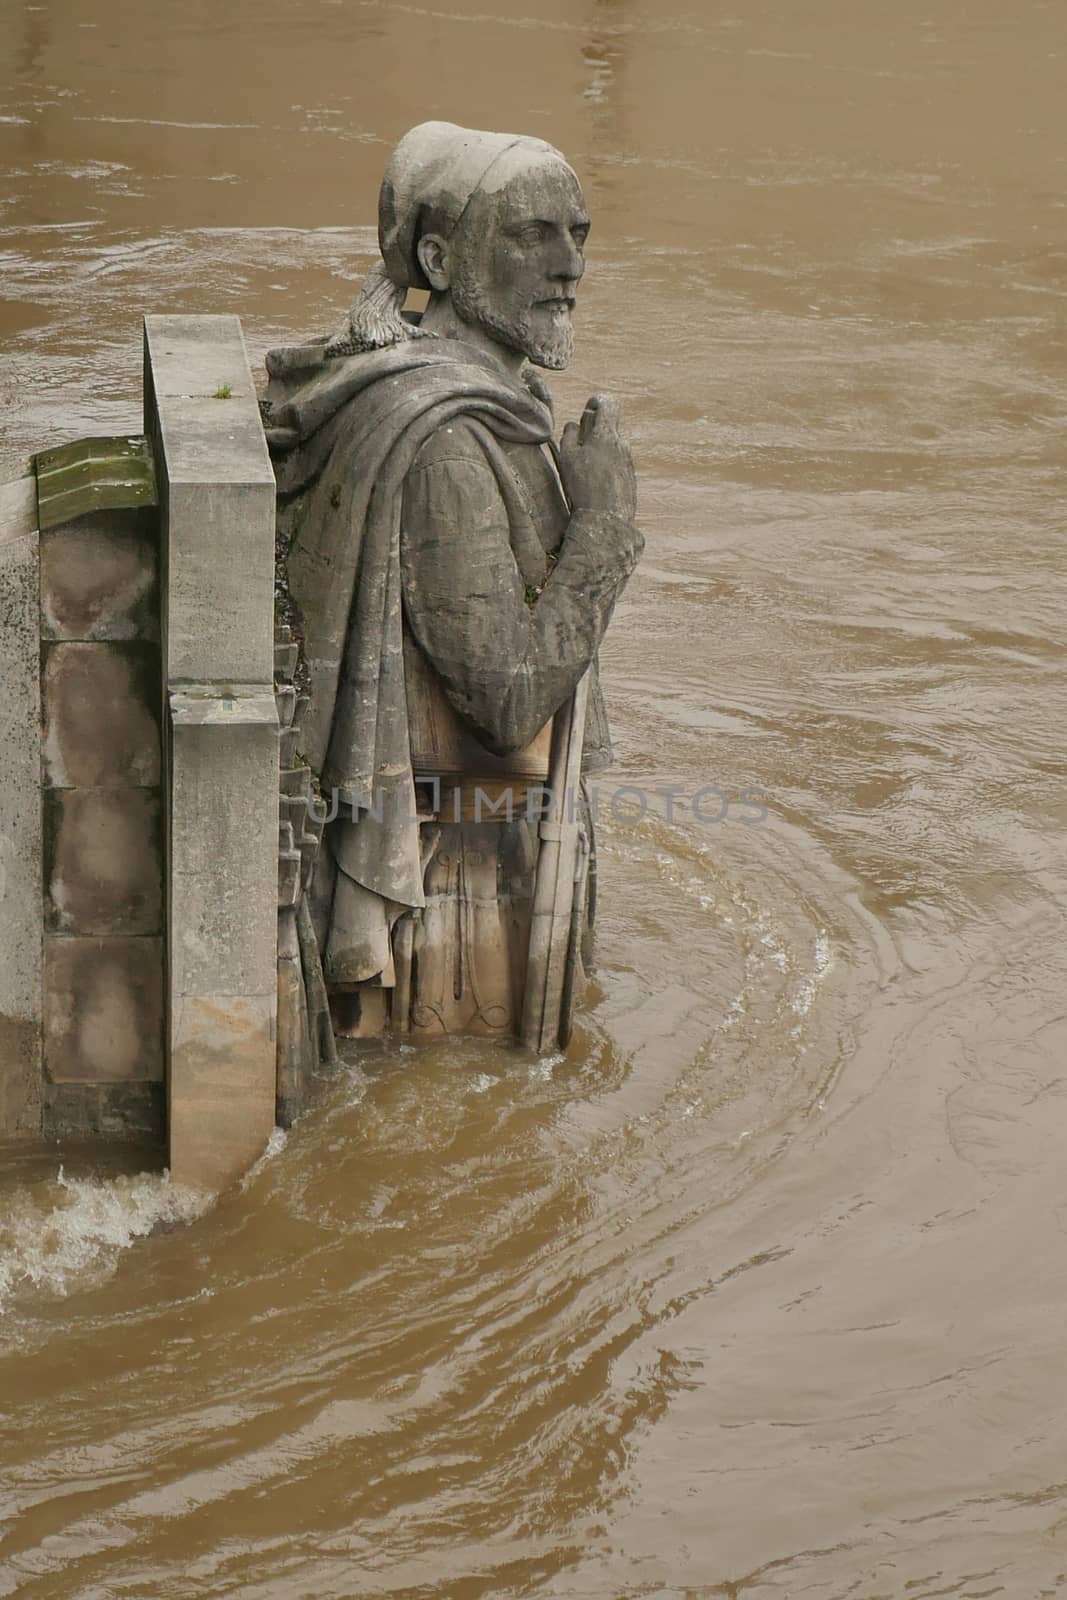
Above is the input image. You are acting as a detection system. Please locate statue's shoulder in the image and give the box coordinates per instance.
[409,414,495,477]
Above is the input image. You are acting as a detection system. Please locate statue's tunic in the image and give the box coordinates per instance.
[265,337,640,1039]
[400,418,616,770]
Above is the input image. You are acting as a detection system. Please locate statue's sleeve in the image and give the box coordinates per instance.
[399,426,641,757]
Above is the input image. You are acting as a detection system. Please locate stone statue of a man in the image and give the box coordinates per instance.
[264,121,642,1043]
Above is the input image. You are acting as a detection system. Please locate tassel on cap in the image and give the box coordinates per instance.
[323,259,430,359]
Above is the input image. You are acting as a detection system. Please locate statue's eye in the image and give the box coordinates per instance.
[571,226,589,249]
[515,223,548,245]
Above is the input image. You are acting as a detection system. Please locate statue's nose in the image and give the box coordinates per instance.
[549,231,585,284]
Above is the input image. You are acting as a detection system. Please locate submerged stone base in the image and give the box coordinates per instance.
[169,995,276,1189]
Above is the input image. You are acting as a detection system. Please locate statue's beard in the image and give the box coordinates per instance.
[450,276,575,371]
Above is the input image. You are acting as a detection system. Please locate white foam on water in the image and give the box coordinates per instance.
[791,929,833,1017]
[468,1073,499,1095]
[529,1054,561,1082]
[719,992,746,1031]
[0,1168,210,1311]
[239,1125,289,1190]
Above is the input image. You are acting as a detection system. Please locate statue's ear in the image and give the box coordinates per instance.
[416,233,451,292]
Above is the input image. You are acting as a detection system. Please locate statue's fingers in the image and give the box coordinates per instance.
[588,394,621,435]
[578,396,601,444]
[561,419,580,453]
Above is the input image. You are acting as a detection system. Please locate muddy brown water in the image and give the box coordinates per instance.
[2,2,1067,1595]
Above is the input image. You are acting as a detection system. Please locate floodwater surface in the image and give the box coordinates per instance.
[2,2,1067,1595]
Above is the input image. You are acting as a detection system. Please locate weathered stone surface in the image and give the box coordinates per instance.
[168,993,276,1190]
[169,693,278,995]
[276,905,309,1127]
[144,317,258,402]
[40,509,158,642]
[44,1081,164,1142]
[275,684,296,729]
[278,850,301,907]
[0,502,42,1138]
[162,477,275,687]
[144,316,281,1188]
[0,474,36,544]
[144,315,275,688]
[45,789,163,936]
[34,436,157,530]
[0,1016,42,1141]
[43,936,164,1084]
[29,470,165,1141]
[167,688,279,1187]
[42,642,161,789]
[168,683,278,728]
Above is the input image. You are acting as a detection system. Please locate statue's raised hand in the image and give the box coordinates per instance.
[559,395,638,523]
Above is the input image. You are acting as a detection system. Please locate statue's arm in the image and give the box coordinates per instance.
[400,432,641,756]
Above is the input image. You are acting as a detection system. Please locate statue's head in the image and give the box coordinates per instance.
[415,147,587,370]
[377,123,589,371]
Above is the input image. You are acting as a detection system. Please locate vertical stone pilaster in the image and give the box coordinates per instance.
[144,315,275,689]
[144,315,279,1190]
[168,691,279,1187]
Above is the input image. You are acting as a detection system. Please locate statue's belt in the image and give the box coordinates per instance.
[413,777,546,824]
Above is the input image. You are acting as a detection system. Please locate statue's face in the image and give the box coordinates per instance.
[448,157,590,370]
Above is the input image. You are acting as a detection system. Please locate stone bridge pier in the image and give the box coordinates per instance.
[0,315,320,1190]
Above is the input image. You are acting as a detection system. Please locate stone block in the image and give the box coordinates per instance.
[43,1081,164,1143]
[0,488,42,1138]
[169,688,278,996]
[143,316,257,402]
[44,936,163,1084]
[278,850,301,908]
[161,476,275,686]
[274,641,298,682]
[45,789,162,936]
[168,993,276,1190]
[42,642,161,788]
[275,684,296,729]
[144,315,275,688]
[169,476,274,687]
[40,508,158,642]
[0,1015,41,1142]
[167,687,279,1189]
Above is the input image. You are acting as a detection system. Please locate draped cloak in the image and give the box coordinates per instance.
[264,337,582,983]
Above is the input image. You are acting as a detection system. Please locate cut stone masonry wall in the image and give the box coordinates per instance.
[0,314,310,1189]
[41,504,164,1140]
[1,453,165,1142]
